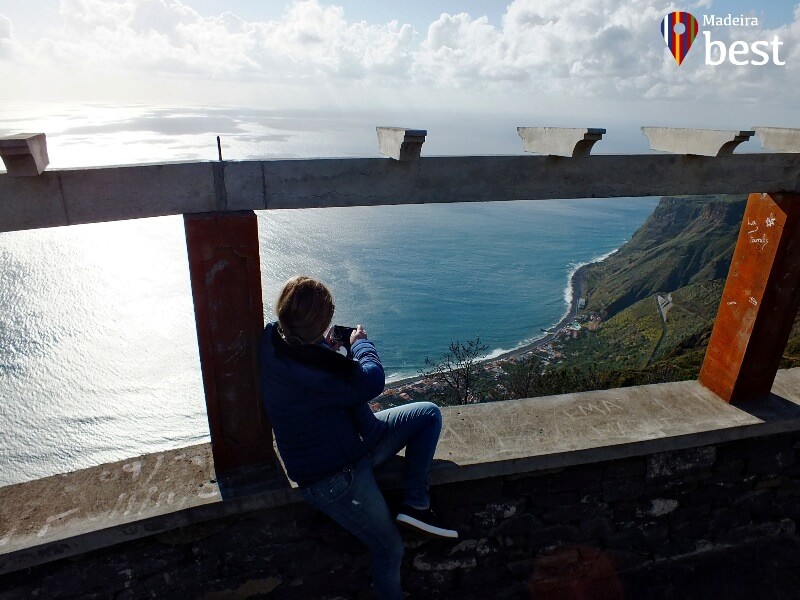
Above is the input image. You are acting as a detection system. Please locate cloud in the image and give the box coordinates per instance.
[411,0,678,92]
[3,0,800,106]
[411,0,800,101]
[42,0,417,81]
[0,13,17,58]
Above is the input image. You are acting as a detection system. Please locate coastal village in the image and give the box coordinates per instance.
[375,290,604,408]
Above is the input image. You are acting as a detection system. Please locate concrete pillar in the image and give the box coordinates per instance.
[184,211,274,480]
[699,193,800,403]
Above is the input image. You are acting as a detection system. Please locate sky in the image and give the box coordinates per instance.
[0,0,799,160]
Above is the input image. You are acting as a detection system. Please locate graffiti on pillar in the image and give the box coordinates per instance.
[747,218,769,249]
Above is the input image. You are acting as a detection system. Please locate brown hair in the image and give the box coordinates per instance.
[275,275,334,346]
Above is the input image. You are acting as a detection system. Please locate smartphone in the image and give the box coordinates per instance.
[332,325,356,349]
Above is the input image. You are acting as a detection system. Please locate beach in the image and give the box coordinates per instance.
[382,262,590,394]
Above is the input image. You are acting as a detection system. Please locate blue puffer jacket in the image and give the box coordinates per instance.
[259,322,388,487]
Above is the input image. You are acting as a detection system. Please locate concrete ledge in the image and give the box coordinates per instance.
[642,127,755,157]
[0,134,49,177]
[376,127,427,161]
[754,127,800,153]
[517,127,606,157]
[0,446,299,576]
[2,154,800,232]
[3,368,800,575]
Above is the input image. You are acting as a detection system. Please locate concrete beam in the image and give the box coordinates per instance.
[517,127,606,157]
[753,127,800,152]
[0,162,220,232]
[376,127,427,161]
[4,367,800,575]
[2,153,800,233]
[642,127,755,157]
[0,133,49,177]
[256,154,800,209]
[0,173,68,230]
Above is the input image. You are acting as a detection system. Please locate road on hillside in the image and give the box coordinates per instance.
[646,293,672,367]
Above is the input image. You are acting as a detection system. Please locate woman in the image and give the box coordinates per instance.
[259,275,457,600]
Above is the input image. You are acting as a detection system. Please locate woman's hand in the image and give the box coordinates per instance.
[324,326,341,350]
[350,324,368,346]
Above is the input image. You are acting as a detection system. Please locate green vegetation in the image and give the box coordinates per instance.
[569,195,749,383]
[560,278,726,375]
[421,338,488,405]
[781,319,800,370]
[554,193,800,391]
[652,280,723,362]
[383,193,800,408]
[563,295,664,370]
[582,195,746,318]
[499,356,686,401]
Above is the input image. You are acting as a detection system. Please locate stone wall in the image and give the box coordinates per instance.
[2,430,800,599]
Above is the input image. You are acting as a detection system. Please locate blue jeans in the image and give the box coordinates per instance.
[301,401,443,600]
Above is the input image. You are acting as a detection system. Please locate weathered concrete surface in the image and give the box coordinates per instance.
[0,173,67,230]
[0,162,219,232]
[222,161,264,211]
[0,134,49,176]
[2,153,800,233]
[3,368,800,576]
[58,162,219,224]
[258,154,800,209]
[700,193,800,402]
[517,127,606,157]
[376,127,427,161]
[754,127,800,152]
[642,127,755,157]
[428,372,795,485]
[0,445,297,576]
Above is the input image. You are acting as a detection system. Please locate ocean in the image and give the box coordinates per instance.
[0,104,660,486]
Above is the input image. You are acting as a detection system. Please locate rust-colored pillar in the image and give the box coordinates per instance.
[184,211,274,478]
[699,192,800,403]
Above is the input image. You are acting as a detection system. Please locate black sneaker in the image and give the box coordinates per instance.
[396,505,459,539]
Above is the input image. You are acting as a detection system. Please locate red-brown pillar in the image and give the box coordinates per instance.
[184,211,274,475]
[699,192,800,403]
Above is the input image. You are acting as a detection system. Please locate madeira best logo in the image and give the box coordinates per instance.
[661,11,786,66]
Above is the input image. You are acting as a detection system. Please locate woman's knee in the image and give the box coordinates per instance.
[420,401,442,431]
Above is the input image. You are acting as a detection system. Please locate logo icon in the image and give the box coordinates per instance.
[661,11,699,65]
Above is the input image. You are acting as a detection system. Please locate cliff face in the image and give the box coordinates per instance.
[569,194,800,377]
[583,195,747,318]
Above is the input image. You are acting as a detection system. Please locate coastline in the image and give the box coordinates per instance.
[385,263,590,390]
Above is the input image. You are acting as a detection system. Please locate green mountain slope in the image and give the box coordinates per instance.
[560,194,800,385]
[583,195,747,318]
[562,279,724,374]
